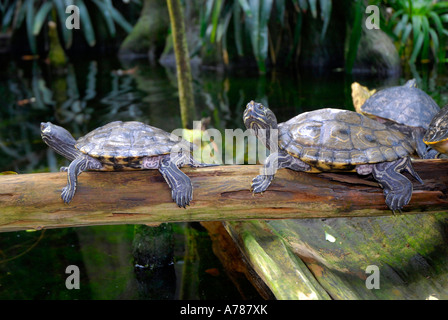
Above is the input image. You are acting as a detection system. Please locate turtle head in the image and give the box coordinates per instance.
[351,82,376,113]
[405,79,417,88]
[243,101,278,136]
[41,122,80,161]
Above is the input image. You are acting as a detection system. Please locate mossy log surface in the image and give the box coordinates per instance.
[223,214,448,300]
[0,160,447,233]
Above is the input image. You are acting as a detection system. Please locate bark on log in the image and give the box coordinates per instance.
[0,160,447,232]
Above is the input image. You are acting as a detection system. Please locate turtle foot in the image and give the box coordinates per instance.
[372,157,417,212]
[383,186,412,212]
[251,175,273,194]
[61,186,75,204]
[172,184,193,208]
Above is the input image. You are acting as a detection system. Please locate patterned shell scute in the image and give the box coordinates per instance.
[278,109,414,170]
[75,121,186,158]
[361,85,440,129]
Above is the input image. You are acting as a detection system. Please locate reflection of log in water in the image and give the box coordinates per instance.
[132,224,176,299]
[0,160,447,232]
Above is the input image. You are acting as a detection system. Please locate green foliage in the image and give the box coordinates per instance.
[384,0,448,63]
[0,0,134,54]
[198,0,333,73]
[345,0,364,73]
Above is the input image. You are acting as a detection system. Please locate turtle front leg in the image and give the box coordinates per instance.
[61,154,103,204]
[372,157,423,212]
[158,158,193,208]
[252,151,310,193]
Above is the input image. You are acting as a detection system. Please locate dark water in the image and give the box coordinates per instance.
[0,55,447,299]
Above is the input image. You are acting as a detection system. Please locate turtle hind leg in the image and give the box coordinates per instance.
[61,154,102,204]
[158,158,193,208]
[372,157,422,212]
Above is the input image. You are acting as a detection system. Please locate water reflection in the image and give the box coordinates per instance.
[0,56,367,173]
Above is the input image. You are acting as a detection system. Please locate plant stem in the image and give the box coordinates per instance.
[166,0,196,129]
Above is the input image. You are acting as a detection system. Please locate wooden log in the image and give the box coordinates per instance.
[1,160,448,232]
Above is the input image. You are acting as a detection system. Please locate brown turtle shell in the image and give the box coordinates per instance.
[278,108,415,171]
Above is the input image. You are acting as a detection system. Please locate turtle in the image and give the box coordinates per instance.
[423,104,448,155]
[243,101,424,212]
[351,79,440,159]
[41,121,210,207]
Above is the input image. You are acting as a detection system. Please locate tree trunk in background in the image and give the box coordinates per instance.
[118,0,169,61]
[166,0,196,129]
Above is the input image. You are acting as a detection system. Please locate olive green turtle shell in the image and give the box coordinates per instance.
[75,121,191,166]
[278,108,415,171]
[360,81,439,129]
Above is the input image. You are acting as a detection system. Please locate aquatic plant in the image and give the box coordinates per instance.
[383,0,448,63]
[198,0,333,73]
[0,0,134,54]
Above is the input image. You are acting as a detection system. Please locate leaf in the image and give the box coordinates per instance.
[238,0,252,17]
[210,0,223,43]
[200,0,215,38]
[108,3,133,33]
[276,0,285,26]
[410,31,424,63]
[298,0,308,11]
[33,2,53,36]
[393,13,409,36]
[91,0,116,37]
[25,0,36,54]
[233,1,243,56]
[441,14,448,23]
[428,27,439,60]
[390,8,404,23]
[258,0,274,73]
[412,15,422,46]
[421,15,430,60]
[345,0,362,73]
[401,23,412,45]
[2,2,16,32]
[428,11,444,34]
[216,5,232,43]
[52,0,73,49]
[308,0,317,18]
[78,0,96,46]
[14,2,27,29]
[319,0,332,40]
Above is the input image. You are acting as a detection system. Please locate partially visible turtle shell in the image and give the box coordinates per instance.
[423,104,448,153]
[359,79,439,129]
[75,121,189,159]
[278,108,415,171]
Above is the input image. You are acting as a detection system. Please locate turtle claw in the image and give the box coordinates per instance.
[384,186,411,212]
[61,186,74,204]
[251,175,273,194]
[172,186,192,208]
